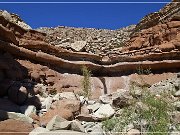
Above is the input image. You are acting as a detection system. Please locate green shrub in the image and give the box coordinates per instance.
[81,65,91,98]
[137,66,151,75]
[102,84,175,134]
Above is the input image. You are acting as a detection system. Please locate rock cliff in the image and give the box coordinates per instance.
[0,2,180,134]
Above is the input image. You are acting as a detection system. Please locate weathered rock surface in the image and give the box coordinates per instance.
[46,115,71,131]
[133,1,180,33]
[0,119,33,135]
[0,3,180,134]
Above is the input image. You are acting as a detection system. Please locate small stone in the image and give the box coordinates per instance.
[46,115,71,131]
[87,100,96,105]
[174,90,180,97]
[71,120,85,132]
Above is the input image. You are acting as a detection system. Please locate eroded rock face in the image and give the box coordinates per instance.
[0,3,180,134]
[0,10,32,30]
[133,1,180,33]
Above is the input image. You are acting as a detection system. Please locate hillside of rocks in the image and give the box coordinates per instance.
[0,1,180,135]
[37,25,135,54]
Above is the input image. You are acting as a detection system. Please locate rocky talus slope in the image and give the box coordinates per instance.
[0,1,180,134]
[37,25,135,54]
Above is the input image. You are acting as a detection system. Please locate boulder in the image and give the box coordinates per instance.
[70,120,85,132]
[70,41,87,51]
[46,115,71,131]
[52,99,81,115]
[174,90,180,97]
[40,109,73,125]
[92,104,115,119]
[159,42,175,52]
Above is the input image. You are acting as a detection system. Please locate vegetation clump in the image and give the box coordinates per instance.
[81,65,91,98]
[102,81,176,134]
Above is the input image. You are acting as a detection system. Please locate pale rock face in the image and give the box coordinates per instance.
[1,10,12,21]
[0,10,32,29]
[92,104,115,119]
[70,41,87,51]
[17,20,32,29]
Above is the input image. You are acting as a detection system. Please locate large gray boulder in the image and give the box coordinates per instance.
[70,120,85,132]
[46,115,71,131]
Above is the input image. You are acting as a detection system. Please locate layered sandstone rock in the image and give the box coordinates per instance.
[0,1,179,112]
[133,0,180,34]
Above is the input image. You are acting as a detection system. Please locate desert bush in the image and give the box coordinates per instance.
[81,65,91,98]
[102,83,175,134]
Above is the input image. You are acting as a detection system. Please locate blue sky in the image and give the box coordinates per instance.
[0,0,171,29]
